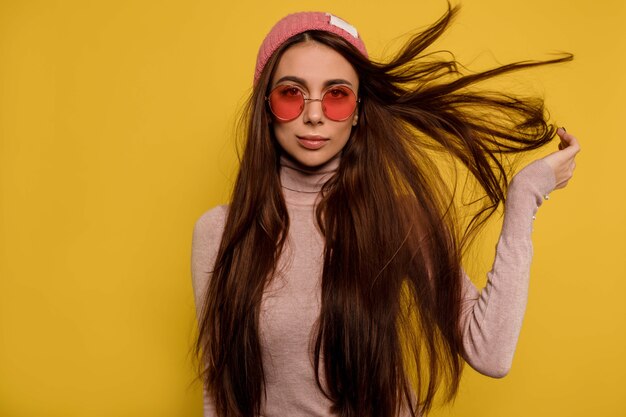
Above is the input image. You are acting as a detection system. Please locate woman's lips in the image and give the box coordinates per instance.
[297,135,329,150]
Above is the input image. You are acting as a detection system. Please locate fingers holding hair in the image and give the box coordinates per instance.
[543,126,581,190]
[556,126,581,154]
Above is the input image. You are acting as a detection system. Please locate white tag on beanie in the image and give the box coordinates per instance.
[326,13,359,38]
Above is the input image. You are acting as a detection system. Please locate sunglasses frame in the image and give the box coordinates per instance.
[265,84,360,122]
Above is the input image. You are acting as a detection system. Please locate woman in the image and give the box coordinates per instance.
[191,5,580,417]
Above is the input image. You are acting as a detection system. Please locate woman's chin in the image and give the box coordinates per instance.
[282,149,341,170]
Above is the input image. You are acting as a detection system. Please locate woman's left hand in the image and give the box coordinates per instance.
[539,127,581,190]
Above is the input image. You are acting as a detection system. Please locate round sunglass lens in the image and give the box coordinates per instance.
[269,86,303,121]
[322,87,357,121]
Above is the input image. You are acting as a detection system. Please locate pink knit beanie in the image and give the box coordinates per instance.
[253,12,369,85]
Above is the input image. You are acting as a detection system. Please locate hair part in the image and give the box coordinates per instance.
[193,3,572,416]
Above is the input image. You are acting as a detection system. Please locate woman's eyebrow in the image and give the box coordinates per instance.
[324,78,353,87]
[274,75,354,88]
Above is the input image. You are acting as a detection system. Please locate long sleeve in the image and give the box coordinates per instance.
[191,205,228,417]
[459,159,556,377]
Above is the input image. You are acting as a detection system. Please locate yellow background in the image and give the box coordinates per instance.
[1,0,623,416]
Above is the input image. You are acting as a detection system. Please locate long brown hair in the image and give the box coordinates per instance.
[193,4,572,416]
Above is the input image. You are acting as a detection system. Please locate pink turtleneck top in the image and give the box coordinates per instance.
[191,152,556,417]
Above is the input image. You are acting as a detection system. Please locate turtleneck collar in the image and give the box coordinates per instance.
[279,152,341,207]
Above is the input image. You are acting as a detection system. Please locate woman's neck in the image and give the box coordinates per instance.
[279,152,341,207]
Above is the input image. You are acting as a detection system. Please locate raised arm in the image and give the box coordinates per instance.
[460,128,580,377]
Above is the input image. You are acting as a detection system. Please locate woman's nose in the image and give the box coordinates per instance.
[302,98,324,124]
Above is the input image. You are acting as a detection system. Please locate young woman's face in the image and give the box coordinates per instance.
[268,41,359,168]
